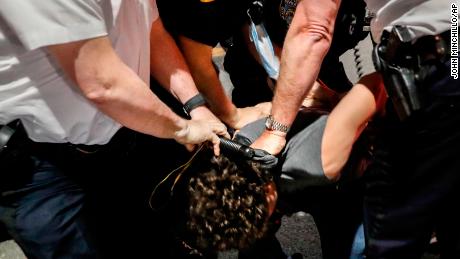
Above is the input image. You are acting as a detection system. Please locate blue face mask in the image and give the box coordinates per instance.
[249,21,280,80]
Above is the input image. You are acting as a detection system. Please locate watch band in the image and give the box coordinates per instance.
[265,115,290,133]
[183,93,207,116]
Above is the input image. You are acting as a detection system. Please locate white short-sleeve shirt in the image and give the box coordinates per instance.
[365,0,450,43]
[0,0,159,144]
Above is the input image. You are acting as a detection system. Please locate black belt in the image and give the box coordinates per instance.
[413,29,451,64]
[1,121,135,163]
[380,28,451,68]
[1,122,135,193]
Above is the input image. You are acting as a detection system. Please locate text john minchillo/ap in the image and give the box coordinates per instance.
[451,3,458,79]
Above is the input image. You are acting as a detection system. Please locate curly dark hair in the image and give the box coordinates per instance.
[185,154,271,252]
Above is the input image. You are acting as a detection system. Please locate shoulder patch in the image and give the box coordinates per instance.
[279,0,298,25]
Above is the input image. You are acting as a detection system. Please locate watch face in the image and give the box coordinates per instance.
[265,116,272,129]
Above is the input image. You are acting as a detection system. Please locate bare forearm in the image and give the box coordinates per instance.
[251,0,341,155]
[272,36,330,125]
[150,19,199,104]
[87,68,187,138]
[177,36,237,124]
[48,37,187,139]
[194,67,236,121]
[271,0,339,127]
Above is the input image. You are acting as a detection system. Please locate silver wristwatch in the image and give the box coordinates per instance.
[265,115,290,133]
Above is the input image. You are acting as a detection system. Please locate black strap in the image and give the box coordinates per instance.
[182,93,207,116]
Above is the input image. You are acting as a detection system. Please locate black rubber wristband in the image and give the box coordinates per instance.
[183,93,207,116]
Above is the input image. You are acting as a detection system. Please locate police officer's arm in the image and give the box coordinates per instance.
[47,36,227,155]
[149,18,220,122]
[251,0,341,155]
[176,35,271,130]
[171,35,235,122]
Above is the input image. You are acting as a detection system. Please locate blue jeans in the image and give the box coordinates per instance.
[350,224,365,259]
[0,157,99,259]
[0,128,148,258]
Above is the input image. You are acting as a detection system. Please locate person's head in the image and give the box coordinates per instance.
[181,149,277,252]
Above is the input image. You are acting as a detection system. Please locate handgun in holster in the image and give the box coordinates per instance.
[372,25,424,121]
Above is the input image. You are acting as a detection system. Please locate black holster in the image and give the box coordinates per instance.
[0,122,35,193]
[372,26,450,121]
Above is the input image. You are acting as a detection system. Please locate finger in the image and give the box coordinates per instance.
[212,123,230,139]
[222,131,231,139]
[210,134,221,156]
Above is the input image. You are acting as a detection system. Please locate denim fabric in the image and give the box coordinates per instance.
[350,224,366,259]
[0,157,98,259]
[0,127,146,259]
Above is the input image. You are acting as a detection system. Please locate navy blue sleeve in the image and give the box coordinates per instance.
[158,0,239,47]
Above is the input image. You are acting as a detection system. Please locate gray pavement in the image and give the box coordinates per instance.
[0,241,25,259]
